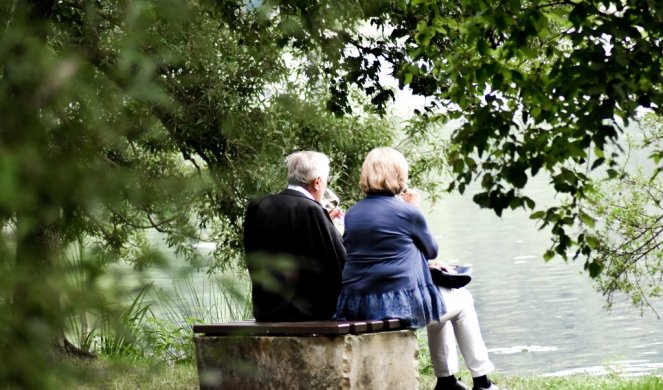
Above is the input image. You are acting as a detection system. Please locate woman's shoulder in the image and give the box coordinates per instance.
[348,195,395,211]
[348,195,421,220]
[357,194,420,207]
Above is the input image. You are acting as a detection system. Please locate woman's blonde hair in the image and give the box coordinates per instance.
[359,147,408,195]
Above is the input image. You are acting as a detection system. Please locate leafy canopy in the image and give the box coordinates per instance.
[267,0,663,276]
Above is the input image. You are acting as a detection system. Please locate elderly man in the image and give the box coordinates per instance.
[243,151,346,321]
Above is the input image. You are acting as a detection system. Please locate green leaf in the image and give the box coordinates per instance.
[530,107,541,118]
[452,159,465,174]
[587,260,603,278]
[590,158,605,170]
[585,235,600,249]
[481,173,494,188]
[472,192,490,208]
[505,166,528,188]
[543,250,555,262]
[404,72,413,85]
[530,210,545,219]
[492,72,504,90]
[606,169,618,179]
[579,211,595,228]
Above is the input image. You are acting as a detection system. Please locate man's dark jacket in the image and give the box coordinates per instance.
[243,189,346,321]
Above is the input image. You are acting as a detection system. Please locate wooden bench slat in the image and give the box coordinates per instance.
[384,318,403,330]
[192,319,404,336]
[350,321,367,333]
[366,320,385,331]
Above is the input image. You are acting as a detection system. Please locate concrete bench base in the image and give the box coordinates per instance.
[194,328,418,389]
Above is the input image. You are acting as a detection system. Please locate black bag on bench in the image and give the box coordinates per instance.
[430,265,472,289]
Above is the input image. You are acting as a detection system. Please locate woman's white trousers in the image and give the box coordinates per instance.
[426,287,495,378]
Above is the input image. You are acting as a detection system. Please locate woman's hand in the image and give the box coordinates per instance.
[428,260,456,273]
[400,188,421,207]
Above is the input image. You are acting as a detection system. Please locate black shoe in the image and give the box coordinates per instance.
[435,378,469,390]
[472,380,501,390]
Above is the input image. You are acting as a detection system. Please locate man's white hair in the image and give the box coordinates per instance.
[286,151,330,187]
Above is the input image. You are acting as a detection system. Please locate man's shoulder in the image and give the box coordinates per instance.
[249,190,319,209]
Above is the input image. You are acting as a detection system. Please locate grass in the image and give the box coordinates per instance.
[493,374,663,389]
[57,357,198,390]
[55,356,663,390]
[419,371,663,390]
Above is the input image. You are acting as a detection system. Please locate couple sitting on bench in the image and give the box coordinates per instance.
[243,148,500,390]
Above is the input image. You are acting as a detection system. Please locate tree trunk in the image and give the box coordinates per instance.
[55,333,96,359]
[6,213,64,387]
[13,213,61,321]
[13,213,97,354]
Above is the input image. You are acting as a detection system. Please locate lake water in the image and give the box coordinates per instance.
[427,174,663,377]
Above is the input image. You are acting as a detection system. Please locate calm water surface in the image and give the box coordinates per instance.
[426,175,663,376]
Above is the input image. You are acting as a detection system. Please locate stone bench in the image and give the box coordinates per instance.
[193,319,419,389]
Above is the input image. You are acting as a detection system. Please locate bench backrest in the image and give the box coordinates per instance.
[193,319,405,336]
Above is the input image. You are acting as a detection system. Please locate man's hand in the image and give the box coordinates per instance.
[328,207,344,220]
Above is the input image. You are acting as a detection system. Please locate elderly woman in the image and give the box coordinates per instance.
[334,147,499,390]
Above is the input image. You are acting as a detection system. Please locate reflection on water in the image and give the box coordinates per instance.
[425,175,662,376]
